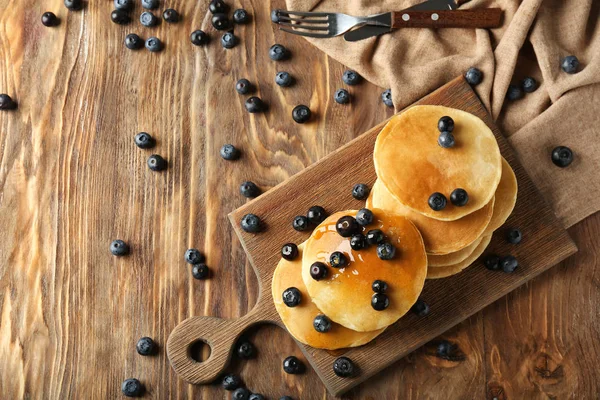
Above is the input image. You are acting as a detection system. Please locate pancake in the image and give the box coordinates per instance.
[272,243,385,350]
[373,105,502,221]
[367,179,494,255]
[426,235,492,279]
[302,209,427,332]
[482,158,518,236]
[427,236,483,267]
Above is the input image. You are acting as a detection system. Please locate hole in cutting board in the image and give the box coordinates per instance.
[189,340,211,363]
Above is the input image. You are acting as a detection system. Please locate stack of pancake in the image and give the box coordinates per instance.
[272,105,517,350]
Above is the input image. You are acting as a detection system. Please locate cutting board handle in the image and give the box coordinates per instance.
[166,296,278,384]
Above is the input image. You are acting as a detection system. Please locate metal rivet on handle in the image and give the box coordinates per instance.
[431,13,439,21]
[402,13,410,21]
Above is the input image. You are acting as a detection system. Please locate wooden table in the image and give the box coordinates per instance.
[0,1,598,398]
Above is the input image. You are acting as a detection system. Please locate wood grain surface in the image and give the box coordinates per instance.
[0,1,598,399]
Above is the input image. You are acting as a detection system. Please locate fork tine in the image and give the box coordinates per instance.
[278,22,329,31]
[278,10,331,18]
[279,27,332,38]
[277,16,329,24]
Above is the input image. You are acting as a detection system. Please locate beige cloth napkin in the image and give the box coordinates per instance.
[285,0,600,228]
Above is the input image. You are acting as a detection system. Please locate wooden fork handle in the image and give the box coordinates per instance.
[392,8,503,29]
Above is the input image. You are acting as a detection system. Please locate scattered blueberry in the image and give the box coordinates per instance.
[41,12,59,27]
[221,32,237,49]
[236,340,256,359]
[209,0,229,14]
[249,394,265,400]
[428,192,447,211]
[310,262,328,281]
[352,183,370,200]
[139,11,159,27]
[551,146,573,168]
[483,254,500,271]
[521,77,538,93]
[307,205,327,225]
[313,314,332,333]
[500,255,518,273]
[64,0,83,11]
[269,44,289,61]
[333,357,355,378]
[185,248,204,264]
[438,131,455,148]
[233,9,250,24]
[450,188,469,207]
[436,340,453,358]
[336,216,359,237]
[270,10,280,23]
[292,105,311,123]
[110,240,130,256]
[145,37,163,52]
[292,215,309,231]
[141,0,159,10]
[211,13,230,30]
[125,34,144,50]
[136,337,157,356]
[342,70,361,85]
[221,144,240,160]
[350,234,366,251]
[281,243,299,261]
[329,251,348,268]
[377,242,396,260]
[275,71,293,87]
[371,293,390,311]
[163,8,179,23]
[506,228,522,244]
[464,67,483,86]
[245,97,265,113]
[114,0,133,11]
[334,89,350,104]
[0,94,17,110]
[232,387,251,400]
[241,214,262,233]
[365,229,385,245]
[411,299,430,316]
[192,264,209,280]
[190,30,209,46]
[507,84,523,101]
[121,378,144,397]
[372,280,387,293]
[134,132,155,149]
[222,374,242,391]
[354,209,373,227]
[283,356,305,374]
[561,55,580,74]
[381,89,393,107]
[235,79,252,95]
[438,116,454,133]
[282,287,301,307]
[240,181,261,198]
[147,154,167,171]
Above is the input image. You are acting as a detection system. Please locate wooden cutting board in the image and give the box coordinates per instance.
[166,77,577,396]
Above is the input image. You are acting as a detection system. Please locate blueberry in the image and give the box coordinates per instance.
[500,255,518,273]
[281,243,298,261]
[438,131,455,148]
[240,181,261,198]
[356,208,374,226]
[235,79,252,95]
[313,314,332,333]
[428,192,447,211]
[121,378,144,397]
[136,337,157,356]
[147,154,167,171]
[372,280,387,293]
[342,69,361,85]
[249,394,265,400]
[521,77,538,93]
[464,67,483,86]
[438,116,454,133]
[352,183,370,200]
[209,0,229,14]
[350,234,366,251]
[561,55,579,74]
[110,240,130,256]
[0,94,17,110]
[283,356,304,374]
[222,373,242,391]
[185,248,204,264]
[371,293,390,311]
[232,387,251,400]
[42,12,59,27]
[114,0,132,11]
[163,8,179,23]
[271,11,280,23]
[483,254,500,271]
[333,357,355,378]
[292,105,311,123]
[334,88,350,104]
[507,84,523,101]
[275,71,293,87]
[220,144,240,160]
[245,97,265,113]
[221,32,238,49]
[551,146,573,168]
[236,340,256,359]
[377,242,396,260]
[211,13,231,30]
[145,37,163,52]
[241,214,262,233]
[436,340,453,358]
[411,299,430,316]
[282,287,301,307]
[365,229,384,245]
[336,216,359,237]
[506,228,522,244]
[292,215,309,231]
[190,30,209,46]
[140,11,159,27]
[134,132,155,149]
[310,262,328,281]
[141,0,159,10]
[192,264,209,280]
[279,397,293,400]
[450,188,469,207]
[329,251,348,268]
[381,89,393,107]
[233,9,250,24]
[269,44,289,61]
[125,34,144,50]
[64,0,83,11]
[307,205,327,225]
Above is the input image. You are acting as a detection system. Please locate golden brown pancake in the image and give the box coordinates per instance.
[427,236,483,267]
[302,210,427,332]
[482,158,518,236]
[272,243,385,349]
[367,179,494,255]
[426,235,492,279]
[373,105,502,221]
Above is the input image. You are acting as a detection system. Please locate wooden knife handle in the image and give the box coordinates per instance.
[392,9,503,29]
